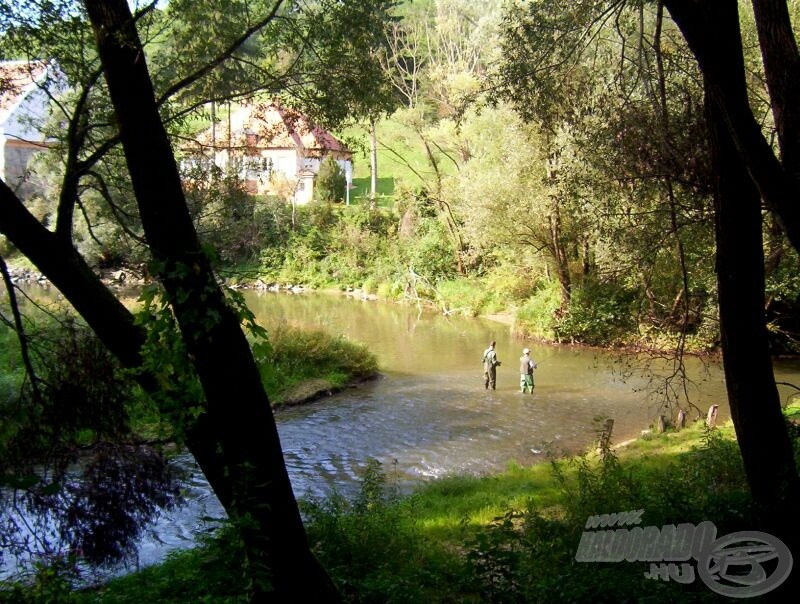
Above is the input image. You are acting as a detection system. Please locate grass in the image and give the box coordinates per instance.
[1,293,794,601]
[253,322,378,406]
[409,464,564,538]
[348,177,396,207]
[341,112,458,206]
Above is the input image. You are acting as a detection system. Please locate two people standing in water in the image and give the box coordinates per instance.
[482,341,538,392]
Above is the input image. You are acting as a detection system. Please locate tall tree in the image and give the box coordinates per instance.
[80,2,340,598]
[661,0,800,252]
[496,2,799,561]
[662,0,800,557]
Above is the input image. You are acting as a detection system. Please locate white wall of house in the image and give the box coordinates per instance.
[0,62,62,198]
[194,151,354,205]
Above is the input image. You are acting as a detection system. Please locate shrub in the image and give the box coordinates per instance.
[252,324,378,403]
[556,280,637,346]
[302,459,454,603]
[435,279,491,317]
[405,219,458,282]
[314,156,346,203]
[0,315,180,579]
[515,280,562,340]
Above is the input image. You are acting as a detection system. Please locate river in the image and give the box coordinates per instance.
[132,289,800,572]
[7,288,800,577]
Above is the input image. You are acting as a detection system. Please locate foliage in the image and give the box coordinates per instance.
[314,156,347,204]
[69,523,248,603]
[434,278,496,317]
[404,218,459,282]
[555,280,638,346]
[15,419,777,603]
[252,323,378,404]
[454,423,752,603]
[132,284,206,438]
[185,168,265,265]
[0,313,180,577]
[514,280,562,341]
[302,458,455,603]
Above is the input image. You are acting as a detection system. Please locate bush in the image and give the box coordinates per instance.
[314,156,346,203]
[515,280,562,340]
[556,280,637,346]
[435,279,492,317]
[405,219,459,282]
[0,315,179,579]
[459,426,750,603]
[302,459,455,603]
[252,324,378,403]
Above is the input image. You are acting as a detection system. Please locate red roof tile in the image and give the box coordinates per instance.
[0,60,49,120]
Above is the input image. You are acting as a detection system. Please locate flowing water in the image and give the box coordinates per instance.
[6,288,800,577]
[133,290,800,571]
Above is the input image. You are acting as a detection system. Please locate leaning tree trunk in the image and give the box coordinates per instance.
[680,0,800,565]
[82,0,340,600]
[751,0,800,181]
[664,5,800,585]
[0,178,236,527]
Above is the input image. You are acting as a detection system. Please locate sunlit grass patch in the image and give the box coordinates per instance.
[252,323,378,406]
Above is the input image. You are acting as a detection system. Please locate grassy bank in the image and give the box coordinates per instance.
[7,413,794,603]
[255,323,378,407]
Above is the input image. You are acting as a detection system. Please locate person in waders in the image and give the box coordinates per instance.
[520,347,537,393]
[482,340,501,389]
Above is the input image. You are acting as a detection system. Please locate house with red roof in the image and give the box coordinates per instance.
[0,60,60,200]
[184,102,353,204]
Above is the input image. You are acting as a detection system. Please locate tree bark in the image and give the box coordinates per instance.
[548,206,571,310]
[0,177,262,581]
[78,1,340,599]
[751,0,800,180]
[665,0,800,570]
[705,65,800,557]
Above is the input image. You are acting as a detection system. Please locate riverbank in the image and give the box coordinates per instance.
[273,373,379,408]
[14,414,789,603]
[0,257,727,356]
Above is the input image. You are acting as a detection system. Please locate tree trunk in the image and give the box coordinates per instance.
[751,0,800,180]
[664,0,800,253]
[0,177,252,569]
[548,207,571,310]
[665,0,800,572]
[370,117,378,203]
[706,68,800,558]
[80,1,340,599]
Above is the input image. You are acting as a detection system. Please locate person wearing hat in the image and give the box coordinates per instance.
[520,347,537,393]
[482,340,501,390]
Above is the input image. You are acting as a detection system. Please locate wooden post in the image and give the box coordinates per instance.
[598,418,614,450]
[677,409,687,429]
[706,404,719,428]
[657,415,667,433]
